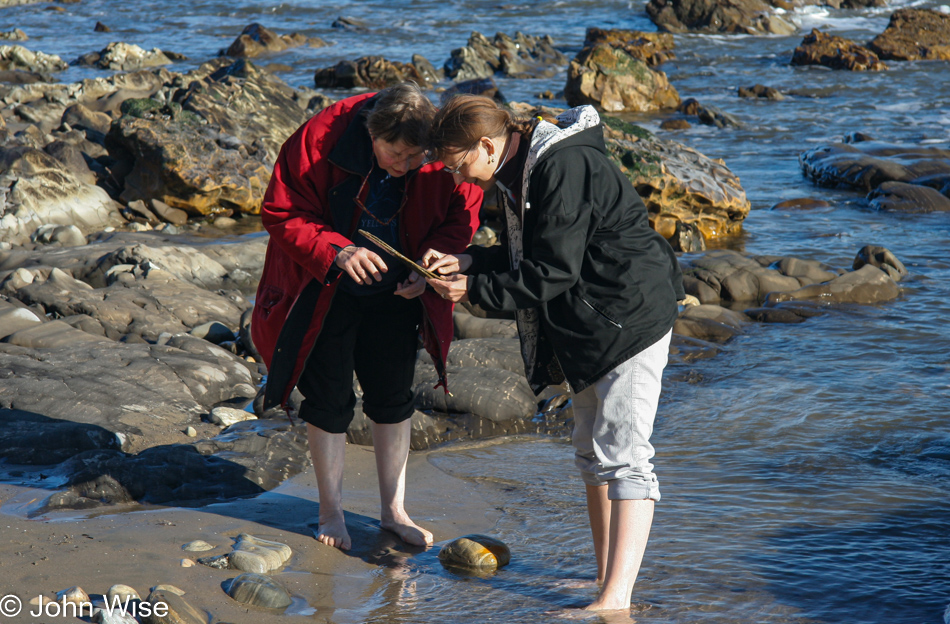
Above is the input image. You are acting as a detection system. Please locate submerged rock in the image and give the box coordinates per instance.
[799,138,950,193]
[226,572,292,609]
[867,181,950,213]
[791,29,887,71]
[868,9,950,61]
[439,534,511,570]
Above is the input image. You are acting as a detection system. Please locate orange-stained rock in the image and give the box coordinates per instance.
[868,9,950,62]
[791,29,887,71]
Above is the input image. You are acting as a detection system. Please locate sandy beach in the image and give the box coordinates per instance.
[0,442,500,623]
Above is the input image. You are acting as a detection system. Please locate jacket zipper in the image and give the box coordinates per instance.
[581,297,623,328]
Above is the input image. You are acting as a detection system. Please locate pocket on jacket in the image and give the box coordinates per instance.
[580,296,623,329]
[256,285,285,320]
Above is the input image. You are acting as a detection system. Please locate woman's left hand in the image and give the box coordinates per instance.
[427,274,469,303]
[394,271,426,299]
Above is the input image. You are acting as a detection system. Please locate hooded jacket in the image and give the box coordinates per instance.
[251,93,482,410]
[467,106,684,394]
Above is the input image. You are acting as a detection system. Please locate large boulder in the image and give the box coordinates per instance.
[444,31,568,82]
[603,120,749,244]
[583,28,676,66]
[799,137,950,193]
[791,29,887,71]
[314,55,431,90]
[223,23,328,58]
[178,59,312,166]
[0,146,122,246]
[74,42,173,71]
[646,0,796,35]
[565,43,679,113]
[105,101,270,215]
[868,9,950,61]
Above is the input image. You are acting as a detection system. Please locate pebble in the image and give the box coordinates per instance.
[185,426,197,437]
[182,539,215,552]
[213,217,237,228]
[180,558,195,567]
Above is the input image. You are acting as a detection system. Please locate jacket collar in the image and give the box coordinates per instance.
[328,94,379,177]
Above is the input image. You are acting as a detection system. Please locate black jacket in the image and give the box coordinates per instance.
[467,124,684,393]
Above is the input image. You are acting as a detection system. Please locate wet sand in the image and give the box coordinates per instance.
[0,444,499,622]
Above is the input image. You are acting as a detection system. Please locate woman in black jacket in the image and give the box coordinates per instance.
[423,95,685,612]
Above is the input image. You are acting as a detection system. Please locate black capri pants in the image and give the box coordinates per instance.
[296,289,421,434]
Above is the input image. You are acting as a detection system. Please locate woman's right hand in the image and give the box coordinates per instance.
[422,250,473,276]
[335,245,388,285]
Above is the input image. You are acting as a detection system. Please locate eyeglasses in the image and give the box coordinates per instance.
[442,143,477,175]
[353,160,404,227]
[371,136,432,170]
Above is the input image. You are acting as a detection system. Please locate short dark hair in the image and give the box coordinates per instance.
[366,82,437,147]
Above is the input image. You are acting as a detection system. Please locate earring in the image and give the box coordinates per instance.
[488,155,495,164]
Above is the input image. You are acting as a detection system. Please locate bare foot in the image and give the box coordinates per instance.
[314,514,351,550]
[380,512,433,547]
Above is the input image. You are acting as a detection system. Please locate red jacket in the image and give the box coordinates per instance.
[251,93,482,410]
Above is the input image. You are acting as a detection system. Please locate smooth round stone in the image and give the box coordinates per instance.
[106,584,140,602]
[213,217,237,228]
[185,426,197,437]
[182,540,215,552]
[227,573,292,609]
[438,534,511,569]
[150,584,185,596]
[228,534,292,573]
[180,558,196,567]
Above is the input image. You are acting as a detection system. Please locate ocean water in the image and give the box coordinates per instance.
[5,0,950,622]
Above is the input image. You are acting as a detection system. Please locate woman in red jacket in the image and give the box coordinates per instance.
[251,83,481,550]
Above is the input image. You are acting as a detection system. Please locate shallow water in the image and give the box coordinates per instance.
[6,0,950,622]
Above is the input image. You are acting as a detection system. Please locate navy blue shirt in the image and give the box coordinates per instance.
[340,165,410,295]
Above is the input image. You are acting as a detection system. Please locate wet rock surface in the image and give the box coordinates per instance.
[439,534,511,570]
[646,0,796,35]
[791,29,887,71]
[223,23,327,59]
[444,31,568,82]
[868,9,950,61]
[226,572,293,609]
[799,136,950,194]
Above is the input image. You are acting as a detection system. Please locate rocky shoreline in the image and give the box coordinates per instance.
[0,1,947,619]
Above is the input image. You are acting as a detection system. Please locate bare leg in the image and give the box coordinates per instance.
[371,420,433,547]
[585,484,611,583]
[308,423,352,550]
[586,498,654,611]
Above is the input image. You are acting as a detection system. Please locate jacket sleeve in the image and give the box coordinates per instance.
[260,112,354,284]
[468,159,589,311]
[467,242,507,275]
[416,180,482,256]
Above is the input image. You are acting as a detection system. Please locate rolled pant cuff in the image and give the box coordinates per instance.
[608,478,661,502]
